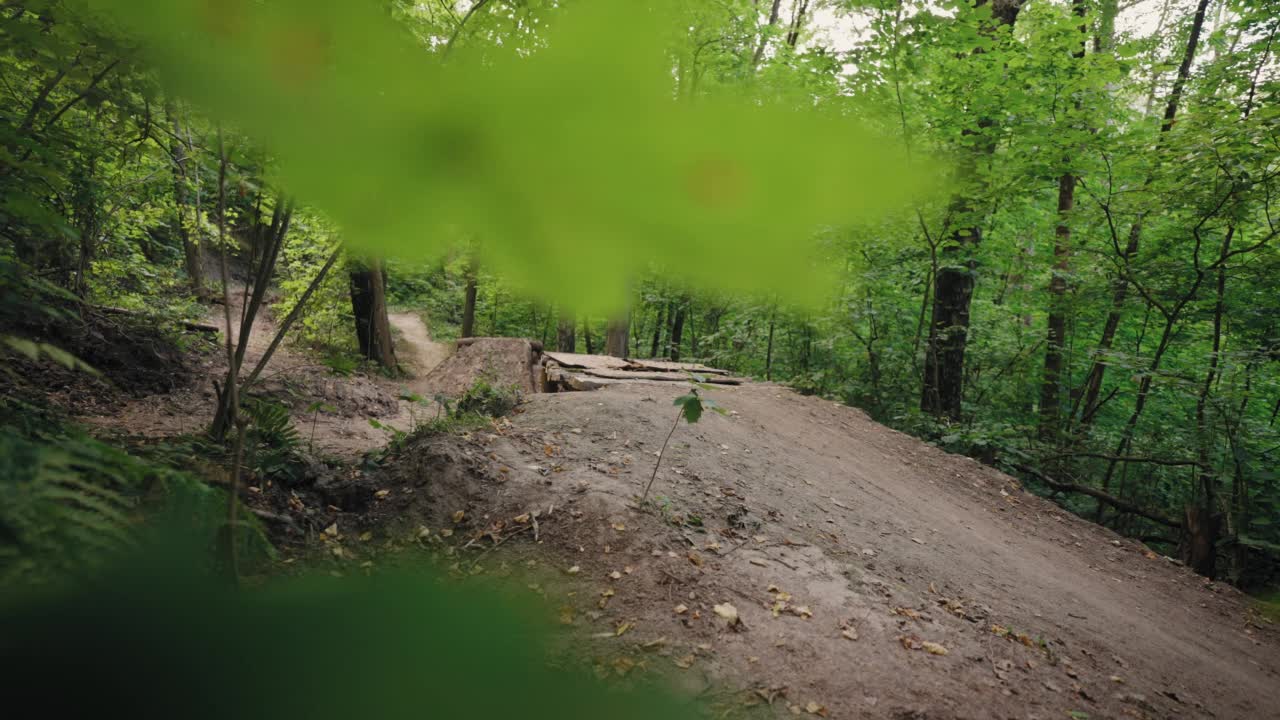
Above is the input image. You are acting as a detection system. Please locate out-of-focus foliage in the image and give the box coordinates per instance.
[78,0,930,310]
[0,546,700,720]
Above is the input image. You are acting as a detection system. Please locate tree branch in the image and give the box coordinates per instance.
[1012,463,1181,529]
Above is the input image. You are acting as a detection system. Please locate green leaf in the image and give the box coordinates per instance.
[680,396,703,424]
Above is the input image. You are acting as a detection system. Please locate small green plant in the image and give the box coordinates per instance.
[322,352,358,377]
[241,398,303,481]
[454,379,520,418]
[305,401,337,450]
[640,384,724,504]
[369,418,408,451]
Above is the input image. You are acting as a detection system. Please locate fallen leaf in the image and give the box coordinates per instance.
[624,565,635,574]
[358,531,372,542]
[893,607,922,620]
[674,654,695,669]
[374,489,390,499]
[921,641,948,656]
[804,701,828,717]
[416,525,431,539]
[513,513,530,523]
[323,523,339,538]
[841,626,858,641]
[439,528,454,538]
[750,558,768,567]
[559,606,575,625]
[452,510,465,523]
[612,522,626,531]
[615,621,633,637]
[791,605,813,619]
[567,565,581,575]
[674,604,688,615]
[609,570,623,580]
[688,551,704,567]
[713,603,741,628]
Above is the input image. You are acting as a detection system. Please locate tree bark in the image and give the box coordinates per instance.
[166,104,205,298]
[784,0,811,48]
[669,300,687,362]
[557,311,576,353]
[765,306,777,381]
[349,259,397,369]
[605,313,629,358]
[920,0,1024,421]
[461,261,478,338]
[752,0,784,66]
[1189,226,1233,578]
[582,317,595,355]
[649,303,665,358]
[1039,0,1087,440]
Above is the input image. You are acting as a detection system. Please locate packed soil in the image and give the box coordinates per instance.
[416,336,543,397]
[66,306,1280,719]
[358,380,1280,720]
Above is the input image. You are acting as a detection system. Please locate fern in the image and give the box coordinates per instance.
[0,428,139,585]
[243,398,301,450]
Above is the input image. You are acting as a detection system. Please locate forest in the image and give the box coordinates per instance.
[3,0,1280,718]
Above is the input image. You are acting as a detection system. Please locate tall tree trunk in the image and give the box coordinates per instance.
[784,0,811,48]
[461,261,478,338]
[1039,0,1087,440]
[349,259,397,369]
[669,300,687,362]
[166,104,205,298]
[1076,0,1210,427]
[1188,226,1234,578]
[71,149,100,298]
[765,306,777,381]
[921,0,1024,421]
[557,311,576,353]
[605,313,629,358]
[582,317,595,355]
[650,303,666,358]
[752,0,784,66]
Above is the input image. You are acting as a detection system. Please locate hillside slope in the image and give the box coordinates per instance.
[375,380,1280,720]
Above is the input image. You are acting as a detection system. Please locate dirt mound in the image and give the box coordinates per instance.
[418,337,542,397]
[2,306,214,415]
[352,381,1280,720]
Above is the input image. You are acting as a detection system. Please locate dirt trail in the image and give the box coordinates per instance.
[389,312,450,394]
[81,303,452,458]
[370,381,1280,720]
[74,306,1280,718]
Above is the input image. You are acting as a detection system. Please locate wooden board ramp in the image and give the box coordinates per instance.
[541,352,741,392]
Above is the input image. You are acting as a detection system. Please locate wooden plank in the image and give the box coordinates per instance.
[575,368,742,385]
[542,352,631,371]
[624,359,729,375]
